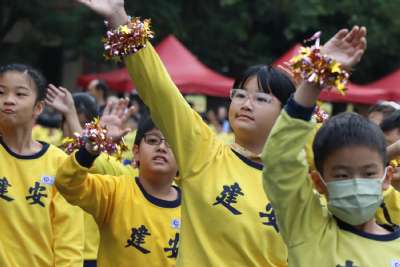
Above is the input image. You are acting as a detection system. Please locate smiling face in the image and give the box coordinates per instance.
[133,128,178,179]
[0,71,44,128]
[228,75,282,145]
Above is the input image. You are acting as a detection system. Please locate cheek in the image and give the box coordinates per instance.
[254,105,281,127]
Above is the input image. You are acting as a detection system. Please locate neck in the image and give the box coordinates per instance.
[234,136,265,156]
[0,124,41,155]
[354,218,391,235]
[137,173,177,201]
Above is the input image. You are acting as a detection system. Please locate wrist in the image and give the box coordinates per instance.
[107,8,129,29]
[293,81,321,108]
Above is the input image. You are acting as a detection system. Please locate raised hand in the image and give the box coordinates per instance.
[74,0,129,28]
[45,84,75,115]
[100,98,136,141]
[322,26,367,70]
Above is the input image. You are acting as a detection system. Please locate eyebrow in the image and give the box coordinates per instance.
[0,84,30,91]
[361,163,379,169]
[331,165,351,171]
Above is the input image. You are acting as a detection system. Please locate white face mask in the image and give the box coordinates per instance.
[319,168,387,225]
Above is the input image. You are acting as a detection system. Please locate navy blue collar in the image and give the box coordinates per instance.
[135,177,181,208]
[336,217,400,241]
[0,137,49,160]
[231,148,263,170]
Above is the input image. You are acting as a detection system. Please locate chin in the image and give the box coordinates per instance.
[232,122,257,134]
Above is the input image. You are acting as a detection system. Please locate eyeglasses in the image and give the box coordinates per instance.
[143,133,170,148]
[230,88,273,106]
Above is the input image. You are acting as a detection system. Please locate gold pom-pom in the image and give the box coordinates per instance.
[289,32,350,94]
[103,17,154,60]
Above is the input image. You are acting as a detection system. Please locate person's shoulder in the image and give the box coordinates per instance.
[43,143,67,159]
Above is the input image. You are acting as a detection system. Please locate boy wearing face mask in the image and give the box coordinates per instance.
[262,30,400,266]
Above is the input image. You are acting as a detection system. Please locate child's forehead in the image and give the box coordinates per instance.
[324,146,384,169]
[0,71,35,90]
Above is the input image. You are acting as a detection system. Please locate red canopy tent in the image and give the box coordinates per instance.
[273,44,391,105]
[78,35,234,97]
[366,69,400,100]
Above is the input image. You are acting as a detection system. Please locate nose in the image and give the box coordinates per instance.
[3,93,16,105]
[240,97,254,111]
[157,140,169,151]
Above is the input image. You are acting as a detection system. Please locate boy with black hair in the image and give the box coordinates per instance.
[55,114,181,267]
[262,29,400,265]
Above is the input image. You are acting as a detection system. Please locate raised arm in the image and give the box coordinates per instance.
[73,0,219,178]
[261,27,367,245]
[45,84,82,137]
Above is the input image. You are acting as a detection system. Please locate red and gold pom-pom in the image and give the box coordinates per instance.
[289,32,350,95]
[62,118,128,160]
[103,17,154,60]
[313,105,329,123]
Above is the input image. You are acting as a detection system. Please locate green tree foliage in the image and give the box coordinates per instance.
[1,0,399,83]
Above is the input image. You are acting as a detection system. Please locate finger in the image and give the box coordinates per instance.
[103,101,112,116]
[115,98,128,116]
[351,27,367,47]
[333,29,349,40]
[348,49,365,67]
[46,89,57,99]
[344,25,359,43]
[121,106,136,123]
[75,0,91,7]
[48,83,59,91]
[356,37,367,51]
[58,86,69,94]
[44,98,55,106]
[120,128,132,139]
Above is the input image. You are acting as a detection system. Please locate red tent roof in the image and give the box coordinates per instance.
[366,69,400,100]
[273,43,391,105]
[78,35,234,97]
[319,83,390,105]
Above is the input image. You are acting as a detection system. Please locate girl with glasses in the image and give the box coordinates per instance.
[55,113,181,267]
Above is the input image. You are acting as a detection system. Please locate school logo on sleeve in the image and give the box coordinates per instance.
[41,175,55,185]
[391,259,400,267]
[171,218,181,230]
[213,182,244,215]
[125,225,151,254]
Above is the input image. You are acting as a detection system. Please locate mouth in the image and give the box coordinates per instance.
[152,155,168,164]
[236,114,254,121]
[1,109,15,114]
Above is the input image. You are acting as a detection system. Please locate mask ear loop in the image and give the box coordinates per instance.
[317,172,328,186]
[380,167,388,184]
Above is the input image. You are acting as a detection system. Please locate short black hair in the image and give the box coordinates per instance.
[134,116,157,145]
[313,112,387,174]
[72,92,99,122]
[368,103,396,117]
[94,79,109,99]
[0,63,47,102]
[232,64,295,106]
[380,110,400,133]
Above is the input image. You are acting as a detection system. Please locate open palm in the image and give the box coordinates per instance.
[322,26,367,70]
[75,0,124,18]
[100,98,136,141]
